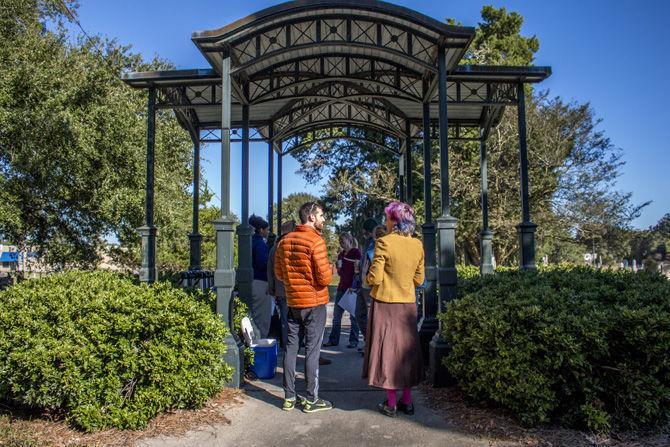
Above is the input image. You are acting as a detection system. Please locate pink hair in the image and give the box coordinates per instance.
[384,201,416,235]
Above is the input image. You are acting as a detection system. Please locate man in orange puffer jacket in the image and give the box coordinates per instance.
[274,201,333,413]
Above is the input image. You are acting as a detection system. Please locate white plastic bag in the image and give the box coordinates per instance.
[338,289,357,317]
[241,316,255,346]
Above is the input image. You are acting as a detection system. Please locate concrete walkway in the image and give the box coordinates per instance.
[138,302,492,447]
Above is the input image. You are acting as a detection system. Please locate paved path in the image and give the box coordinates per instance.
[138,303,492,447]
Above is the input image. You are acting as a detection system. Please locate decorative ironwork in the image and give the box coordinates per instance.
[281,125,400,155]
[229,16,441,76]
[200,129,221,143]
[247,55,423,104]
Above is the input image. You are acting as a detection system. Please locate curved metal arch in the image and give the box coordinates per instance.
[225,13,441,49]
[249,52,425,80]
[193,1,473,44]
[274,118,403,143]
[282,127,400,156]
[270,79,409,119]
[231,42,438,78]
[249,52,424,80]
[250,76,421,105]
[257,92,416,107]
[275,96,405,135]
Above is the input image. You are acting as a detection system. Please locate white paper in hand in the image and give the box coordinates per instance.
[338,289,357,317]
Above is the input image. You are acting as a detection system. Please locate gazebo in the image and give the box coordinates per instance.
[122,0,551,387]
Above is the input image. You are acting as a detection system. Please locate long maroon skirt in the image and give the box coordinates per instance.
[362,298,424,389]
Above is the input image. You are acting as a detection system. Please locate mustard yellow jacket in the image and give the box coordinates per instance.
[366,232,425,303]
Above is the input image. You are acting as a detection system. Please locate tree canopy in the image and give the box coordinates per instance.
[292,6,645,266]
[0,0,204,270]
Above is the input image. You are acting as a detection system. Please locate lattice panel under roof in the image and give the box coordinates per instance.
[271,92,407,138]
[279,123,401,156]
[247,55,423,104]
[221,12,453,77]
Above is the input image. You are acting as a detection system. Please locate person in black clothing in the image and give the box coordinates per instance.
[250,214,271,338]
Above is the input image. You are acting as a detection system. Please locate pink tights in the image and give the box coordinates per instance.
[386,387,411,407]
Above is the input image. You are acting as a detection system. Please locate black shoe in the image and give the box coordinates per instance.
[319,356,332,365]
[303,398,333,413]
[347,341,358,349]
[377,401,397,417]
[322,341,338,347]
[397,401,415,415]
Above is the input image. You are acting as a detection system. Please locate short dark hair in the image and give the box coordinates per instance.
[249,214,269,232]
[363,218,378,234]
[298,202,322,224]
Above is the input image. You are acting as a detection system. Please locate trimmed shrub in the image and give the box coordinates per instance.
[440,267,670,432]
[457,264,481,280]
[0,271,232,431]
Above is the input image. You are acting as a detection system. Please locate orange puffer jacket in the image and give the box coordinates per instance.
[274,224,333,308]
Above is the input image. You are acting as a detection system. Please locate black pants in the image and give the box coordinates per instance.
[283,304,326,402]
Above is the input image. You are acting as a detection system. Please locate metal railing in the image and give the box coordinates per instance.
[177,269,214,291]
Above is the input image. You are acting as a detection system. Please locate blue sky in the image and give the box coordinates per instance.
[70,0,669,228]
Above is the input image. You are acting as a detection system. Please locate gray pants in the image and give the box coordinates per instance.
[283,304,326,402]
[277,296,289,350]
[251,279,271,338]
[355,288,371,340]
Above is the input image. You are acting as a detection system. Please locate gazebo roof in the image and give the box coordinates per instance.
[121,0,551,148]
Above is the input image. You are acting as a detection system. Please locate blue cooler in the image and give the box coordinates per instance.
[250,339,278,379]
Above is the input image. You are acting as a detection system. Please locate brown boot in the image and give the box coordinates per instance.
[318,356,332,365]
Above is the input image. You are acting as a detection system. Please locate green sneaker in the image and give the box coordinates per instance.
[282,397,296,411]
[302,398,333,413]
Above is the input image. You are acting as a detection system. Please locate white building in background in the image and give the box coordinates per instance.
[1,243,129,277]
[0,244,45,277]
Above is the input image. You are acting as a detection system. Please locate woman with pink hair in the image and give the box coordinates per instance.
[363,201,425,417]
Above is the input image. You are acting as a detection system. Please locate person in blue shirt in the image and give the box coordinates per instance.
[250,214,271,338]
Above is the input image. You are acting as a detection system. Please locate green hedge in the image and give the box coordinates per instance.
[440,267,670,432]
[0,271,232,431]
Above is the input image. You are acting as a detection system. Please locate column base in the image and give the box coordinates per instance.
[420,222,438,365]
[436,216,458,303]
[429,332,456,387]
[421,222,437,304]
[213,216,241,388]
[480,229,494,275]
[138,225,157,283]
[418,316,438,365]
[188,233,202,271]
[516,222,537,270]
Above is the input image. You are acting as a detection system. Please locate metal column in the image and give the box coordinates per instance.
[189,130,202,270]
[429,47,458,387]
[267,128,274,235]
[479,128,494,274]
[398,151,406,202]
[516,83,537,270]
[277,144,283,229]
[419,90,438,364]
[236,87,254,311]
[405,121,413,204]
[139,87,157,283]
[213,56,242,387]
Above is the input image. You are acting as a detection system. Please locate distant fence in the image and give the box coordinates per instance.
[177,270,214,291]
